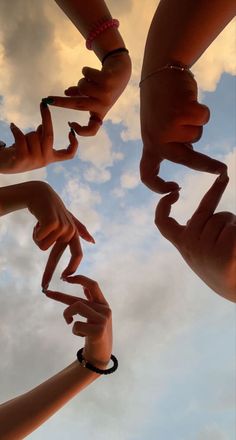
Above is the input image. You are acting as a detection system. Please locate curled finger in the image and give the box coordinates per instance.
[140,148,180,193]
[63,300,105,325]
[10,123,28,157]
[155,190,184,246]
[68,211,95,243]
[53,128,79,162]
[60,231,83,279]
[41,241,67,289]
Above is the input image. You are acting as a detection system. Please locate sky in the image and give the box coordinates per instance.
[0,1,235,439]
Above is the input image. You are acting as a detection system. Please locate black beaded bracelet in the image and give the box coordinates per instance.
[102,47,129,65]
[77,348,118,375]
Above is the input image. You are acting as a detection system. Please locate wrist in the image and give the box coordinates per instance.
[25,181,50,211]
[82,348,110,370]
[0,182,38,217]
[91,28,126,62]
[141,54,190,79]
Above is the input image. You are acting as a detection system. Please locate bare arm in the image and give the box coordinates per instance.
[0,276,112,439]
[0,182,35,216]
[0,361,100,439]
[142,0,236,76]
[54,0,126,61]
[49,0,131,136]
[139,0,234,193]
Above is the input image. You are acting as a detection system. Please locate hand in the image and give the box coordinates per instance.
[26,181,95,289]
[155,171,236,302]
[0,102,78,174]
[140,69,227,193]
[44,52,132,136]
[45,275,112,369]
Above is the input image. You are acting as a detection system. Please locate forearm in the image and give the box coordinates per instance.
[142,0,236,76]
[0,360,100,439]
[0,182,36,217]
[54,0,126,61]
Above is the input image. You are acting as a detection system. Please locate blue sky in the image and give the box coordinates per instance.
[0,1,235,439]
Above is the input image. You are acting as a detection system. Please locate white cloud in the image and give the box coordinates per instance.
[62,177,102,234]
[83,166,111,183]
[120,168,140,189]
[194,19,236,92]
[195,425,228,440]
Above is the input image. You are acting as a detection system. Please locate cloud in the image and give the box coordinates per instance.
[194,19,236,92]
[62,177,102,234]
[120,168,140,189]
[195,425,228,440]
[83,166,111,183]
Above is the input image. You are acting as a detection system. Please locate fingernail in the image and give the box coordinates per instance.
[0,141,6,147]
[41,97,54,106]
[90,237,96,244]
[10,122,16,129]
[70,128,76,137]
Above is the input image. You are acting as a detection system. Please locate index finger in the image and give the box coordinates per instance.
[60,232,83,279]
[163,142,227,175]
[188,171,229,230]
[140,149,180,193]
[64,275,108,305]
[40,102,54,148]
[41,241,67,289]
[44,290,87,306]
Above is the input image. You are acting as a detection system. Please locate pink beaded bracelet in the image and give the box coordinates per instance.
[86,18,120,50]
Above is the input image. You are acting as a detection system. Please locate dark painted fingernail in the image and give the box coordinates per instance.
[70,128,76,137]
[41,97,54,107]
[0,141,6,147]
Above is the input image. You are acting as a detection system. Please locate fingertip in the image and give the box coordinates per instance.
[64,315,73,325]
[69,128,76,138]
[82,66,89,76]
[10,122,18,132]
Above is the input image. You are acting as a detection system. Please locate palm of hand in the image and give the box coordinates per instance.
[180,210,236,301]
[155,173,236,302]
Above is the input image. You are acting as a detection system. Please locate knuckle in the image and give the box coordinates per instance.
[90,279,99,289]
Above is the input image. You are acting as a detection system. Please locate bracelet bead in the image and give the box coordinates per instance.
[86,18,120,50]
